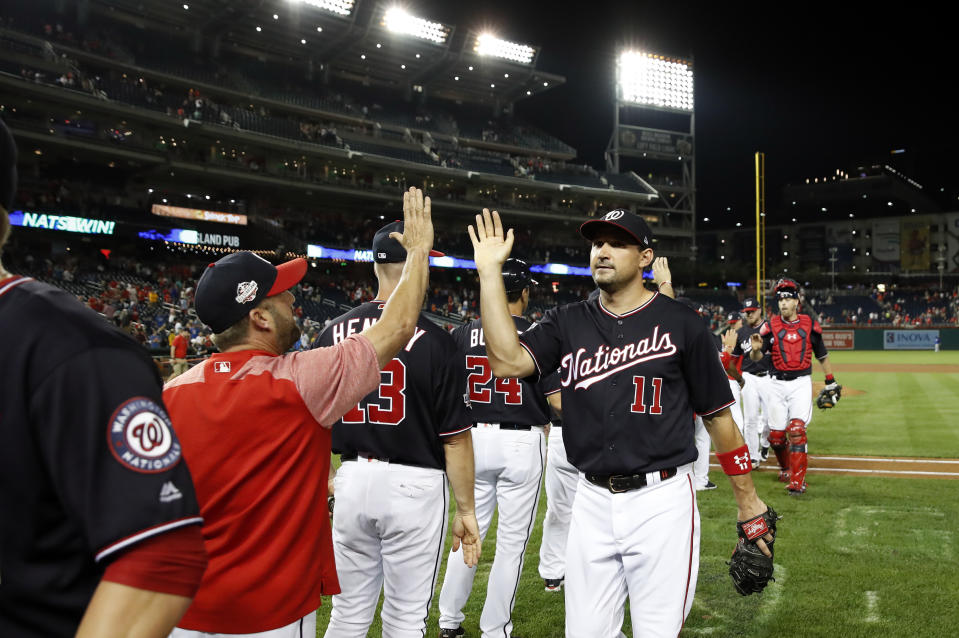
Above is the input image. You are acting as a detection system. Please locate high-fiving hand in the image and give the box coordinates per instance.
[468,208,514,273]
[392,187,434,256]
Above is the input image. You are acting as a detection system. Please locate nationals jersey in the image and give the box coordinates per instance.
[0,276,202,637]
[317,301,472,469]
[518,293,734,474]
[733,321,771,375]
[758,314,828,375]
[452,315,560,426]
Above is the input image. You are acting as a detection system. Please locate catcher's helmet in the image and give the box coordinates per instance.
[502,258,538,293]
[773,277,799,293]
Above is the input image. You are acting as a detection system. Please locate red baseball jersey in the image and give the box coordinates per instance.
[162,334,380,633]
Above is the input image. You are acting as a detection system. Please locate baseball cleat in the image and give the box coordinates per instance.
[786,481,807,496]
[695,481,717,491]
[760,446,770,462]
[751,458,760,471]
[777,470,791,483]
[544,577,564,592]
[439,627,465,638]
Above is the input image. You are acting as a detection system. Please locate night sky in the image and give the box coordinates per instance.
[430,1,954,224]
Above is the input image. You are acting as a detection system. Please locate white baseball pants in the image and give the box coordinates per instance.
[438,425,545,638]
[537,425,579,581]
[740,371,772,459]
[766,376,814,431]
[170,611,315,637]
[564,466,699,638]
[324,459,448,638]
[693,416,711,488]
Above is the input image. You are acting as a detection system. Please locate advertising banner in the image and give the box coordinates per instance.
[822,330,855,350]
[900,220,930,270]
[883,330,939,350]
[151,204,248,226]
[946,213,959,273]
[872,220,899,263]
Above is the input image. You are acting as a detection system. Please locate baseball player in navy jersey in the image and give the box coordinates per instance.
[469,207,773,637]
[437,258,558,638]
[750,278,837,495]
[732,298,773,468]
[0,117,207,638]
[318,220,480,638]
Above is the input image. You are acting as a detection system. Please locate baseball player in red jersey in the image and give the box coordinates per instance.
[750,277,838,495]
[163,188,439,637]
[0,117,207,638]
[318,219,480,638]
[437,258,559,638]
[469,208,774,637]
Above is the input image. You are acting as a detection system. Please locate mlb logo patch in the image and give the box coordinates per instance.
[215,361,232,373]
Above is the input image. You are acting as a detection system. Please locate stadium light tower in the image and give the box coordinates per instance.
[288,0,356,17]
[473,32,537,65]
[383,7,451,45]
[606,50,696,261]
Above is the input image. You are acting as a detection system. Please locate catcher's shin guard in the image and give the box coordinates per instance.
[768,429,790,471]
[786,419,808,488]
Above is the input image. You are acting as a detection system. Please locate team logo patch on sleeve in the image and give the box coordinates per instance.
[108,397,182,473]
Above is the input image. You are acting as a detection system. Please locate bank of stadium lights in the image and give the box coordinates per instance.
[288,0,355,17]
[617,50,693,111]
[382,7,450,44]
[474,33,536,65]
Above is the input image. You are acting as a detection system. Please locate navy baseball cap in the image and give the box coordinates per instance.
[726,311,741,323]
[579,209,653,248]
[0,116,17,213]
[502,258,538,293]
[372,220,444,263]
[194,251,307,333]
[741,298,760,312]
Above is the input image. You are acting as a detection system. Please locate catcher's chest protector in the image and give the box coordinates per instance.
[768,315,816,371]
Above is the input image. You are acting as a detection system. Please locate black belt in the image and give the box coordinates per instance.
[746,370,768,377]
[771,371,810,381]
[473,422,535,430]
[585,468,677,494]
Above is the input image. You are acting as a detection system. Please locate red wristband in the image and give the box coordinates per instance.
[716,445,752,475]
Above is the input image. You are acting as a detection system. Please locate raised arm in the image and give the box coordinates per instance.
[362,187,434,368]
[469,209,536,378]
[651,256,674,299]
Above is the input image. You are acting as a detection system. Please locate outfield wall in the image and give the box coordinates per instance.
[823,328,959,350]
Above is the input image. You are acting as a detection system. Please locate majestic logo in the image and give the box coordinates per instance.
[159,481,183,503]
[604,210,625,221]
[235,280,259,303]
[108,397,182,473]
[560,325,677,390]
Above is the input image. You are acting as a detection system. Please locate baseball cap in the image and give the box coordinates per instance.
[579,209,653,248]
[726,311,741,323]
[502,258,538,293]
[194,251,307,333]
[372,220,444,263]
[741,298,760,312]
[0,117,17,212]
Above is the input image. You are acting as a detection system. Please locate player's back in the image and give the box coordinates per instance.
[452,315,552,427]
[318,301,469,469]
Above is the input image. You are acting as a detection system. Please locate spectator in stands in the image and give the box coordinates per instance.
[170,327,191,378]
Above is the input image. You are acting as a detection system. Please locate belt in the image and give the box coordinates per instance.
[771,371,810,381]
[584,468,678,494]
[746,370,768,377]
[473,422,541,430]
[340,453,433,469]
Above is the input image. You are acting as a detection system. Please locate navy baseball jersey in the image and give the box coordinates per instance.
[452,315,560,426]
[316,301,472,469]
[0,276,202,637]
[758,314,828,375]
[518,293,734,474]
[732,322,771,374]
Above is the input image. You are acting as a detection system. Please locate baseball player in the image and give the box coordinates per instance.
[732,298,773,467]
[749,277,838,495]
[163,188,442,636]
[319,219,480,638]
[437,258,559,638]
[0,117,208,638]
[469,208,773,637]
[536,390,570,592]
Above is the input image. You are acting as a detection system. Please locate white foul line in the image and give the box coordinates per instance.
[708,464,959,477]
[864,591,879,623]
[810,455,959,465]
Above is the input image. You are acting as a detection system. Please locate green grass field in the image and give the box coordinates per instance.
[316,350,959,637]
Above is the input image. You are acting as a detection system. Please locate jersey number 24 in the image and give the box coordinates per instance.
[466,355,522,404]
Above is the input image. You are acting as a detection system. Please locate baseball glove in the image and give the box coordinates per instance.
[728,507,779,595]
[816,384,842,409]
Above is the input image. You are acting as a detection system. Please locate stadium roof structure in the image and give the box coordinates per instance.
[86,0,565,107]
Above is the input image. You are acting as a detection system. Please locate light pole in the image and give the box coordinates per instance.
[828,247,839,291]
